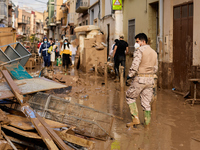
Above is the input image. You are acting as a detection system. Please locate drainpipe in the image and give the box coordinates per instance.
[159,0,163,59]
[159,0,163,89]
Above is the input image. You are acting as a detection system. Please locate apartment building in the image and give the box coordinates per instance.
[47,0,56,39]
[0,0,16,28]
[76,0,90,26]
[35,11,44,39]
[17,8,31,36]
[60,0,77,41]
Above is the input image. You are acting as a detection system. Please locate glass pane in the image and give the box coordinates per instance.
[174,6,180,19]
[182,5,188,18]
[189,3,193,16]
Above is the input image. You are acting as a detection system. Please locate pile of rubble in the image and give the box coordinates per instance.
[0,42,116,149]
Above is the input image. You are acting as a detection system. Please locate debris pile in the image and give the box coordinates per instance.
[0,42,118,149]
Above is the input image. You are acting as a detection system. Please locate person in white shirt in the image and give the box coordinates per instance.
[70,40,77,66]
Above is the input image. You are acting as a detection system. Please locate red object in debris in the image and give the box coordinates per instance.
[37,42,41,48]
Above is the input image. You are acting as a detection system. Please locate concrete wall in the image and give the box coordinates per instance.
[105,0,112,16]
[123,0,149,42]
[193,0,200,66]
[69,0,78,26]
[89,3,99,25]
[90,0,98,6]
[98,0,115,53]
[55,0,64,22]
[99,17,115,53]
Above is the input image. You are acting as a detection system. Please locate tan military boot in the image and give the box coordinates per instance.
[126,102,140,127]
[126,116,140,127]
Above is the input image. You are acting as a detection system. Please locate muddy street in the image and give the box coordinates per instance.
[26,66,200,150]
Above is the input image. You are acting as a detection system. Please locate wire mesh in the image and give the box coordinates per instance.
[29,92,114,140]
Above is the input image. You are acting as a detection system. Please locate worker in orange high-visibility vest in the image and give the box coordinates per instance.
[60,39,72,72]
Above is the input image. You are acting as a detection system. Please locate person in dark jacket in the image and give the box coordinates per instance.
[39,37,51,68]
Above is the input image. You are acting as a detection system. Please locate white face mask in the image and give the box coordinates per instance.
[134,43,140,49]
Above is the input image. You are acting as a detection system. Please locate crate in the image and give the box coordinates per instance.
[29,92,114,140]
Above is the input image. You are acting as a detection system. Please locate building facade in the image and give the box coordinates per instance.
[17,8,31,36]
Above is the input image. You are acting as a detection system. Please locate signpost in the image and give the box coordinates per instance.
[112,0,122,10]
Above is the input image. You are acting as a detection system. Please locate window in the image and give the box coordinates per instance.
[0,1,7,17]
[174,6,180,19]
[93,18,97,26]
[27,17,30,24]
[22,15,25,22]
[189,3,193,17]
[86,20,88,25]
[91,9,94,25]
[22,25,25,33]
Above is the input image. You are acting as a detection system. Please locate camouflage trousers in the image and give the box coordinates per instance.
[126,76,154,111]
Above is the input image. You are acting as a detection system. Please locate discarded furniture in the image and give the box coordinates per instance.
[25,58,36,69]
[184,79,200,106]
[0,42,31,67]
[1,69,69,149]
[29,92,115,140]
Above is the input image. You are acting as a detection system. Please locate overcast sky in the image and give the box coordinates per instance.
[12,0,49,12]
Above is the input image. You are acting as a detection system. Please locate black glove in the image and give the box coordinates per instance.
[126,75,131,80]
[126,75,131,86]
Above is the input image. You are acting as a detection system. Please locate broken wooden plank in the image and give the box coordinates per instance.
[0,77,67,100]
[2,125,41,139]
[21,105,59,150]
[6,114,68,131]
[1,130,17,150]
[6,135,46,149]
[1,70,59,150]
[36,114,70,150]
[55,130,95,149]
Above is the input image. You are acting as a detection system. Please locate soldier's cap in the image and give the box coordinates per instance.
[119,34,124,39]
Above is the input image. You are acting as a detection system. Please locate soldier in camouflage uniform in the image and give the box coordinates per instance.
[126,33,158,128]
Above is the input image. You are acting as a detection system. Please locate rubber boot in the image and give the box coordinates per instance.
[144,111,151,128]
[126,102,140,127]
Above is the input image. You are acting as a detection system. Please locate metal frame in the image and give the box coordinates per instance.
[0,42,31,67]
[29,92,115,140]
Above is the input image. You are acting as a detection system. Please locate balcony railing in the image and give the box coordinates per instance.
[49,17,56,26]
[76,0,89,13]
[18,19,28,24]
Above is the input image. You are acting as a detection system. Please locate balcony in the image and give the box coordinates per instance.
[18,19,28,24]
[76,0,89,13]
[49,17,56,26]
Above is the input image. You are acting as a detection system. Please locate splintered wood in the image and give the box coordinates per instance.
[1,70,68,150]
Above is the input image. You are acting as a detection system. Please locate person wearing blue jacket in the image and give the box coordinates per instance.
[39,37,51,68]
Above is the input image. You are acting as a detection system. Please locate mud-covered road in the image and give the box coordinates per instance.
[27,65,200,150]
